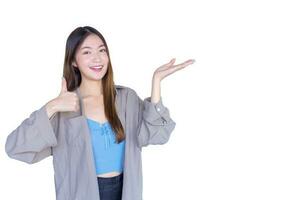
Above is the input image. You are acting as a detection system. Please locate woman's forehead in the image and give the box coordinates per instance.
[80,34,104,48]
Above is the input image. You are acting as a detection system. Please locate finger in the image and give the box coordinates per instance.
[60,76,68,94]
[159,58,176,70]
[174,59,196,68]
[180,59,195,65]
[185,59,196,64]
[168,58,176,65]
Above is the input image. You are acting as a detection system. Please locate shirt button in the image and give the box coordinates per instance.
[156,107,160,112]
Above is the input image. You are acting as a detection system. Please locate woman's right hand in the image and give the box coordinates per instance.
[46,77,80,118]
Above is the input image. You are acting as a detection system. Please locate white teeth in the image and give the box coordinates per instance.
[90,65,103,69]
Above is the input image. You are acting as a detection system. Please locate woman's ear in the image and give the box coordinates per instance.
[72,61,78,68]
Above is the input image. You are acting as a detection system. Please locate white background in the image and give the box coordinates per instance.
[0,0,299,199]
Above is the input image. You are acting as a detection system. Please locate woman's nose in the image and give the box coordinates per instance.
[93,53,101,62]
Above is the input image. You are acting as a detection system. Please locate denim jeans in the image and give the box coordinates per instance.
[97,172,123,200]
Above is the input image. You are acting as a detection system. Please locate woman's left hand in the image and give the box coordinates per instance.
[153,58,196,82]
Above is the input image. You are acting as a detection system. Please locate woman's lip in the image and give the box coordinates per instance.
[90,67,102,72]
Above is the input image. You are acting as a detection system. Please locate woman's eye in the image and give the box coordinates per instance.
[83,49,106,54]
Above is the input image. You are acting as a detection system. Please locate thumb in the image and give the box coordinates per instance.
[60,76,68,94]
[163,58,176,67]
[170,58,176,63]
[167,58,176,65]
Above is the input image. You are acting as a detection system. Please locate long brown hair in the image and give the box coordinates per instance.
[62,26,125,143]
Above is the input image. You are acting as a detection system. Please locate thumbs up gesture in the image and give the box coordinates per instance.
[59,76,68,95]
[45,77,80,118]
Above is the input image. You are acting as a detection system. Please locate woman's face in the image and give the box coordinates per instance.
[72,34,109,81]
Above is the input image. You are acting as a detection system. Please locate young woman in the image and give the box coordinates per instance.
[5,26,195,200]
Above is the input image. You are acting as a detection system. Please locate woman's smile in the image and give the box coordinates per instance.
[89,65,104,72]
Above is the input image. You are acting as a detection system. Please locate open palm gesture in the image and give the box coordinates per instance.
[153,58,196,81]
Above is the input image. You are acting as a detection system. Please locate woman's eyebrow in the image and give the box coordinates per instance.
[80,44,105,50]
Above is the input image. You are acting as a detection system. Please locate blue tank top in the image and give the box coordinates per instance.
[86,118,125,175]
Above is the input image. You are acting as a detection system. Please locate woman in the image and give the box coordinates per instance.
[5,26,195,200]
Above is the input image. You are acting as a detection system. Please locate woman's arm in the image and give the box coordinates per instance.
[5,77,81,164]
[129,88,176,148]
[5,101,59,164]
[134,58,195,148]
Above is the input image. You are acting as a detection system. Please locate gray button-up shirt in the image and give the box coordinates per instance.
[5,85,176,200]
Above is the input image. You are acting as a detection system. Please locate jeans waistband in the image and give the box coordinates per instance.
[97,172,123,185]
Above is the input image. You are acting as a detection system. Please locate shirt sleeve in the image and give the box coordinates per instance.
[128,88,176,148]
[5,104,59,164]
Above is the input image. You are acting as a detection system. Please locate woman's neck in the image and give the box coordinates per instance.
[79,80,103,98]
